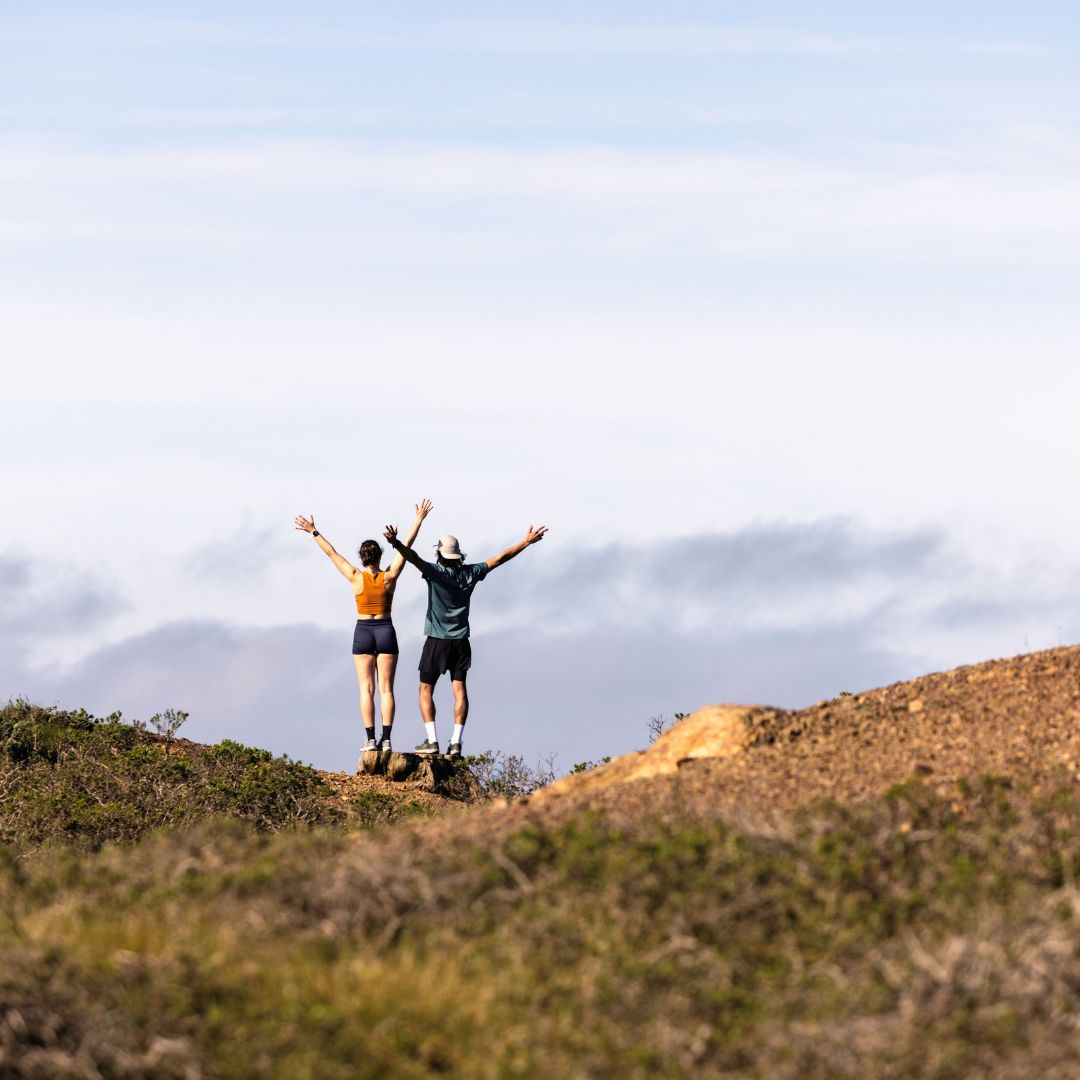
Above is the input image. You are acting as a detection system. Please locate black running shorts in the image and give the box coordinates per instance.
[418,636,472,684]
[352,618,399,656]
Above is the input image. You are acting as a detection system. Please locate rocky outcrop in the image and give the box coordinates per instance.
[355,751,459,794]
[533,704,777,802]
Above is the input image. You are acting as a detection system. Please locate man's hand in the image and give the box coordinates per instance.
[383,524,400,546]
[414,498,434,521]
[295,513,316,534]
[486,524,548,570]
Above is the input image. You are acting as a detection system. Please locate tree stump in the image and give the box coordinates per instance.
[355,751,457,793]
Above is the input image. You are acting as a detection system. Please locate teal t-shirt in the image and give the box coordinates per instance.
[420,560,489,639]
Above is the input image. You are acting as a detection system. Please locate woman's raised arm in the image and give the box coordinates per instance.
[387,499,433,579]
[295,513,359,582]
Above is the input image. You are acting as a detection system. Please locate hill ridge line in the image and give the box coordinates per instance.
[528,644,1080,813]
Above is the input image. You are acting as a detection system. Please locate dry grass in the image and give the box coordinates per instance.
[11,655,1080,1078]
[5,774,1080,1076]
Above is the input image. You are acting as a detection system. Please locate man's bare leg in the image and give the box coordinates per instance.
[419,682,436,725]
[448,679,469,757]
[417,681,439,752]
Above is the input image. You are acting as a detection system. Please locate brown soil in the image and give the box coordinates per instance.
[524,644,1080,824]
[319,769,465,815]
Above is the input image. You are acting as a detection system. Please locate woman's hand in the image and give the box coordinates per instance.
[523,525,548,546]
[295,513,317,534]
[383,524,399,545]
[414,498,434,520]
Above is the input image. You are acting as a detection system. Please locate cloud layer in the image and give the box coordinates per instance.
[4,519,1076,773]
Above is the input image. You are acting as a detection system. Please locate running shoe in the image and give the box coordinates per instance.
[378,735,393,753]
[361,738,378,753]
[446,742,463,760]
[413,739,440,756]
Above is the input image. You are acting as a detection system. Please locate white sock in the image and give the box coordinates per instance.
[425,721,437,743]
[452,724,465,746]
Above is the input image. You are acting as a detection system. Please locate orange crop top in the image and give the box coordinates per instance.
[355,571,391,617]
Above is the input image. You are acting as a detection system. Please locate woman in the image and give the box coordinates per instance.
[295,499,433,754]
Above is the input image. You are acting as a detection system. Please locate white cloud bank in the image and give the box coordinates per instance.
[3,519,1076,772]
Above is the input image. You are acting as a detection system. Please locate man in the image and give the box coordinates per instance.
[382,521,548,758]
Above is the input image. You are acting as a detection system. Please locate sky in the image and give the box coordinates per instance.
[3,2,1080,772]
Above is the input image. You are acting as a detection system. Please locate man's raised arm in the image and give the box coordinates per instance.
[486,525,548,571]
[383,524,429,573]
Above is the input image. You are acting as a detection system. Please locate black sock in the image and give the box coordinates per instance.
[365,726,376,742]
[381,728,392,742]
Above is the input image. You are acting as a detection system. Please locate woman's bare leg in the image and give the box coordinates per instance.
[353,654,376,737]
[377,653,398,734]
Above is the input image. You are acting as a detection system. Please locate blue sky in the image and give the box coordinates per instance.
[3,4,1080,771]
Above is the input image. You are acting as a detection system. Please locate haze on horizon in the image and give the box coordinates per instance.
[3,1,1080,771]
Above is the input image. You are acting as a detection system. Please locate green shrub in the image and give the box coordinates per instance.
[571,756,612,773]
[0,699,108,764]
[349,791,437,827]
[463,749,556,798]
[0,699,340,849]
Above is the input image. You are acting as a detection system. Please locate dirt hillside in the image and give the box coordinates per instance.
[528,645,1080,821]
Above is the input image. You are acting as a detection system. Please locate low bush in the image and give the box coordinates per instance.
[0,699,341,849]
[463,749,556,798]
[349,790,438,827]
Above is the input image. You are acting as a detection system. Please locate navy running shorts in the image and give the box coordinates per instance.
[418,636,472,684]
[352,618,399,656]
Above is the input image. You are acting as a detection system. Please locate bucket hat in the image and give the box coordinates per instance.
[435,534,465,560]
